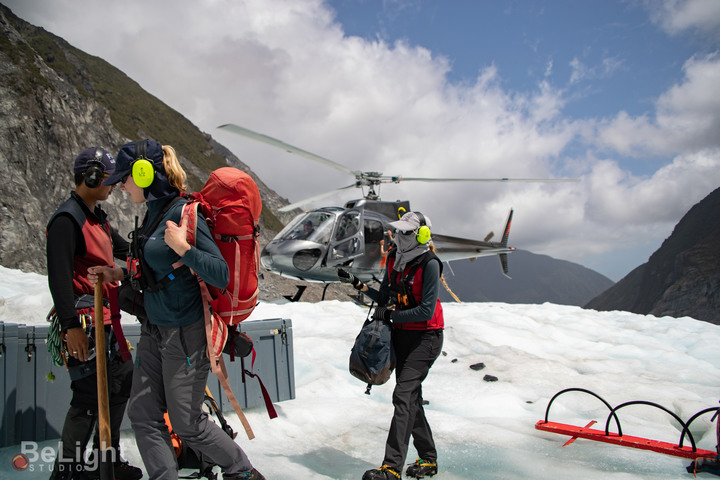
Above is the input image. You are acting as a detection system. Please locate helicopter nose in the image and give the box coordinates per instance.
[260,247,273,269]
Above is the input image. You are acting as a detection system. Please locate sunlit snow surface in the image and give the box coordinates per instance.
[1,265,719,479]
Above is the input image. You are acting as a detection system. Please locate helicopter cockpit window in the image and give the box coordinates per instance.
[280,212,334,244]
[329,210,362,261]
[334,211,359,241]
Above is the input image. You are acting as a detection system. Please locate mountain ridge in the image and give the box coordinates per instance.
[584,186,720,324]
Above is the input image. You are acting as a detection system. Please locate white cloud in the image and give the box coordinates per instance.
[596,53,720,155]
[645,0,720,37]
[569,55,624,85]
[569,57,587,84]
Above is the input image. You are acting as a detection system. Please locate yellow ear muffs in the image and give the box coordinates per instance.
[417,225,431,244]
[131,158,155,188]
[131,139,155,188]
[414,212,431,244]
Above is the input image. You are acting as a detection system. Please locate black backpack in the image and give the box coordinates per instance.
[349,306,396,394]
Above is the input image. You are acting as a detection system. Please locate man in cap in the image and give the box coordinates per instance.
[46,147,142,480]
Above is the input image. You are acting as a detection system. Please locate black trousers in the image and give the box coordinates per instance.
[383,329,443,471]
[52,352,133,479]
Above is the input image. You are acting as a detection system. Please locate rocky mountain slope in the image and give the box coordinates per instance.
[585,186,720,324]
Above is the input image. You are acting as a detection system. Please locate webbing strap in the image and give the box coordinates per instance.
[218,355,255,439]
[242,368,278,419]
[199,278,255,440]
[231,239,241,311]
[108,287,131,361]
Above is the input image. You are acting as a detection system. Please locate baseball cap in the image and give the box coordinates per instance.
[73,147,116,176]
[389,211,432,232]
[103,139,164,186]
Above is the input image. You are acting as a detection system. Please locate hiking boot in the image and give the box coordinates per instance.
[687,456,720,475]
[405,458,438,478]
[362,465,401,479]
[48,459,83,480]
[82,458,142,480]
[223,468,266,480]
[114,459,143,480]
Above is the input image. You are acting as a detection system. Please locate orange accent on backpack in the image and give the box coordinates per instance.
[164,412,182,458]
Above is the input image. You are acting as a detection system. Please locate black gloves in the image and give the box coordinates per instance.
[338,268,364,290]
[373,305,392,322]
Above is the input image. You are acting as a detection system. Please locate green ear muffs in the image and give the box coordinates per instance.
[131,158,155,188]
[417,225,431,244]
[415,212,431,244]
[131,139,155,188]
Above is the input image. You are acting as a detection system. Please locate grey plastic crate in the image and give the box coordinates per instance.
[0,318,294,447]
[0,322,19,447]
[211,318,295,412]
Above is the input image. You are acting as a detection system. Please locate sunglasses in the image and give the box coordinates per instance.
[398,229,417,236]
[120,172,131,184]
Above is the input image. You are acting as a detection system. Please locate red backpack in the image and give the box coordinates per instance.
[183,167,262,324]
[181,167,272,439]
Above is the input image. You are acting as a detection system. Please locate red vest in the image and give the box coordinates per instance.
[53,197,116,325]
[387,254,444,331]
[72,217,114,301]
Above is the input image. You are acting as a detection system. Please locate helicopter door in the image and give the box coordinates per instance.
[325,207,365,267]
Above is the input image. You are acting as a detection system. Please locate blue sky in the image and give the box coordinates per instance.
[4,0,720,281]
[329,0,709,176]
[333,1,685,110]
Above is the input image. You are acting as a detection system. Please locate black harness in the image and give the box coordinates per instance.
[387,250,442,309]
[126,196,187,292]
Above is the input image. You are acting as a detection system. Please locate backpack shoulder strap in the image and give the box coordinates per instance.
[416,251,443,276]
[180,201,199,248]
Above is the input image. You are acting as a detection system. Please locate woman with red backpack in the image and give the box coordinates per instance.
[89,139,264,480]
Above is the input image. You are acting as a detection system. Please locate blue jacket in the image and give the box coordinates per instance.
[141,194,229,327]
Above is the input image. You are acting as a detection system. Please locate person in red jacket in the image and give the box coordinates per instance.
[46,147,142,480]
[340,211,444,480]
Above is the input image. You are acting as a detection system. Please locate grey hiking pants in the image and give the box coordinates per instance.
[127,318,253,480]
[383,329,443,471]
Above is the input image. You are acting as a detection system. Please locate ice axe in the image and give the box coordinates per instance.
[94,274,115,480]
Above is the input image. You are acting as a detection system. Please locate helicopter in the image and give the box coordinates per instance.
[218,123,576,298]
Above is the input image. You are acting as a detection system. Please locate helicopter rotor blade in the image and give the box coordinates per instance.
[218,123,358,177]
[278,183,359,212]
[396,176,580,183]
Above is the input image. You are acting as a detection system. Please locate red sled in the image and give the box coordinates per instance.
[536,388,719,460]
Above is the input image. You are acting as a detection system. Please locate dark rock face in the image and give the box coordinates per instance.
[585,187,720,325]
[1,5,138,273]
